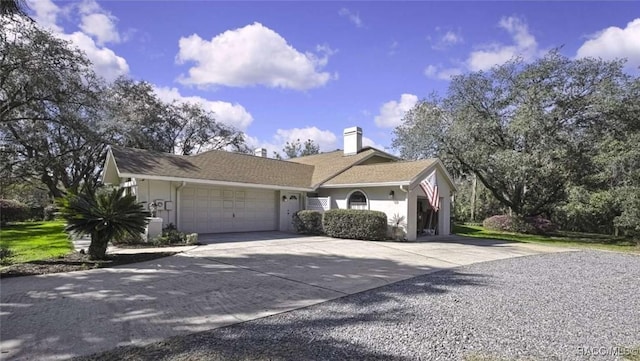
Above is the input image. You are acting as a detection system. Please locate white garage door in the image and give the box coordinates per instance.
[180,187,277,233]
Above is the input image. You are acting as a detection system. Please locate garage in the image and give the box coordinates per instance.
[180,186,278,234]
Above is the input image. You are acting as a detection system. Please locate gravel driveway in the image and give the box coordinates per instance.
[75,251,640,361]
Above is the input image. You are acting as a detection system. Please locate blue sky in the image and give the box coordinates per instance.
[27,1,640,156]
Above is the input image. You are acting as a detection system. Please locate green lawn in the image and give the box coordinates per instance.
[0,221,73,265]
[454,224,640,254]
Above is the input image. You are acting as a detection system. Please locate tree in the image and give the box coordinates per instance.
[394,51,634,217]
[0,0,28,17]
[105,78,248,155]
[273,139,320,159]
[0,16,107,197]
[57,187,149,260]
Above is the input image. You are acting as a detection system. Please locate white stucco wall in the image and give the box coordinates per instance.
[317,167,453,241]
[407,169,452,238]
[317,187,409,236]
[135,179,178,226]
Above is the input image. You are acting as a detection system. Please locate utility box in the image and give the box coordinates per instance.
[146,217,163,241]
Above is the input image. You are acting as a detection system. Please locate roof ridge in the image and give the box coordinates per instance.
[113,145,313,167]
[289,149,343,160]
[350,158,436,167]
[110,145,191,159]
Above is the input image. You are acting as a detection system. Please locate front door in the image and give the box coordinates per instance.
[284,193,301,231]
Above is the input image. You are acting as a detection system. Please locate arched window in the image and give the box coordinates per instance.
[348,190,368,210]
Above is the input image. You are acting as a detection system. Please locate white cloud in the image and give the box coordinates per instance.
[424,64,463,80]
[153,87,253,130]
[274,127,339,151]
[467,16,539,71]
[442,31,463,45]
[431,29,463,50]
[374,94,419,128]
[176,22,335,90]
[576,18,640,72]
[27,0,62,32]
[59,32,129,81]
[388,40,399,56]
[77,0,122,45]
[80,13,121,45]
[26,0,129,81]
[246,126,339,158]
[338,8,364,28]
[362,136,387,151]
[247,127,391,158]
[425,16,541,80]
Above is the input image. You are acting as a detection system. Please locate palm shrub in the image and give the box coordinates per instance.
[57,187,150,260]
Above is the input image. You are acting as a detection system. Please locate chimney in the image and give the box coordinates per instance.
[254,148,267,158]
[343,126,362,155]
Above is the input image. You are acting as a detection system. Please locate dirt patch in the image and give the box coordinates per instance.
[0,251,177,278]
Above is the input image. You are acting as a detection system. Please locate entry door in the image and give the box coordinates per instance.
[284,193,301,231]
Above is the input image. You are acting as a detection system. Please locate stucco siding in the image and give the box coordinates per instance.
[135,179,178,226]
[317,187,409,236]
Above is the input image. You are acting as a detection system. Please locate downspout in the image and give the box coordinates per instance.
[176,181,187,230]
[399,184,409,193]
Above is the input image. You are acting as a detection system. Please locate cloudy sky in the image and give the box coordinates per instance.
[27,0,640,155]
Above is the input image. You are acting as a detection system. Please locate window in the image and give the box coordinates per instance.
[348,191,368,210]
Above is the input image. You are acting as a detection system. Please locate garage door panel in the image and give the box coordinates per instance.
[181,186,277,234]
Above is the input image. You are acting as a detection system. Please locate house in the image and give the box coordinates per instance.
[101,127,456,241]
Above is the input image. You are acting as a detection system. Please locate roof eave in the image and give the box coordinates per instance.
[119,172,313,192]
[318,181,411,188]
[408,160,458,192]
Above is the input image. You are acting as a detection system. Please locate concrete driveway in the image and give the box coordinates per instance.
[0,233,569,360]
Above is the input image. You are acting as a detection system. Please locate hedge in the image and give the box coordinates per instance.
[0,199,29,225]
[483,215,557,234]
[292,210,324,235]
[323,209,387,241]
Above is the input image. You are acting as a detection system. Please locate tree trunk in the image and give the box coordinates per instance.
[88,232,109,260]
[471,174,477,222]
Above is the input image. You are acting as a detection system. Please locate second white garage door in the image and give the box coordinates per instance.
[180,187,278,233]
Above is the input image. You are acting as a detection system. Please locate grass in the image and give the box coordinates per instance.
[0,221,73,265]
[454,224,640,254]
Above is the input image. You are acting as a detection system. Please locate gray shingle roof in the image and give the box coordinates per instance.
[110,146,314,189]
[322,159,437,185]
[109,146,441,190]
[287,148,384,187]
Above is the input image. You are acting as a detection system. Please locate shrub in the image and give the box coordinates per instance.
[27,207,44,221]
[0,199,29,225]
[0,246,14,265]
[292,210,323,235]
[323,209,387,241]
[112,233,146,246]
[44,205,59,221]
[483,215,557,234]
[527,216,558,234]
[186,233,198,245]
[57,187,150,260]
[150,224,188,246]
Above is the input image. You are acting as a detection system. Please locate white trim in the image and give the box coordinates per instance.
[346,189,369,210]
[319,181,410,188]
[120,179,136,188]
[408,160,457,192]
[101,147,122,185]
[120,172,312,192]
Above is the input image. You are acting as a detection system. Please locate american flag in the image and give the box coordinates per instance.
[419,170,440,211]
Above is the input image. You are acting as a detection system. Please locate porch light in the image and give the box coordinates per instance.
[282,195,288,202]
[388,190,395,199]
